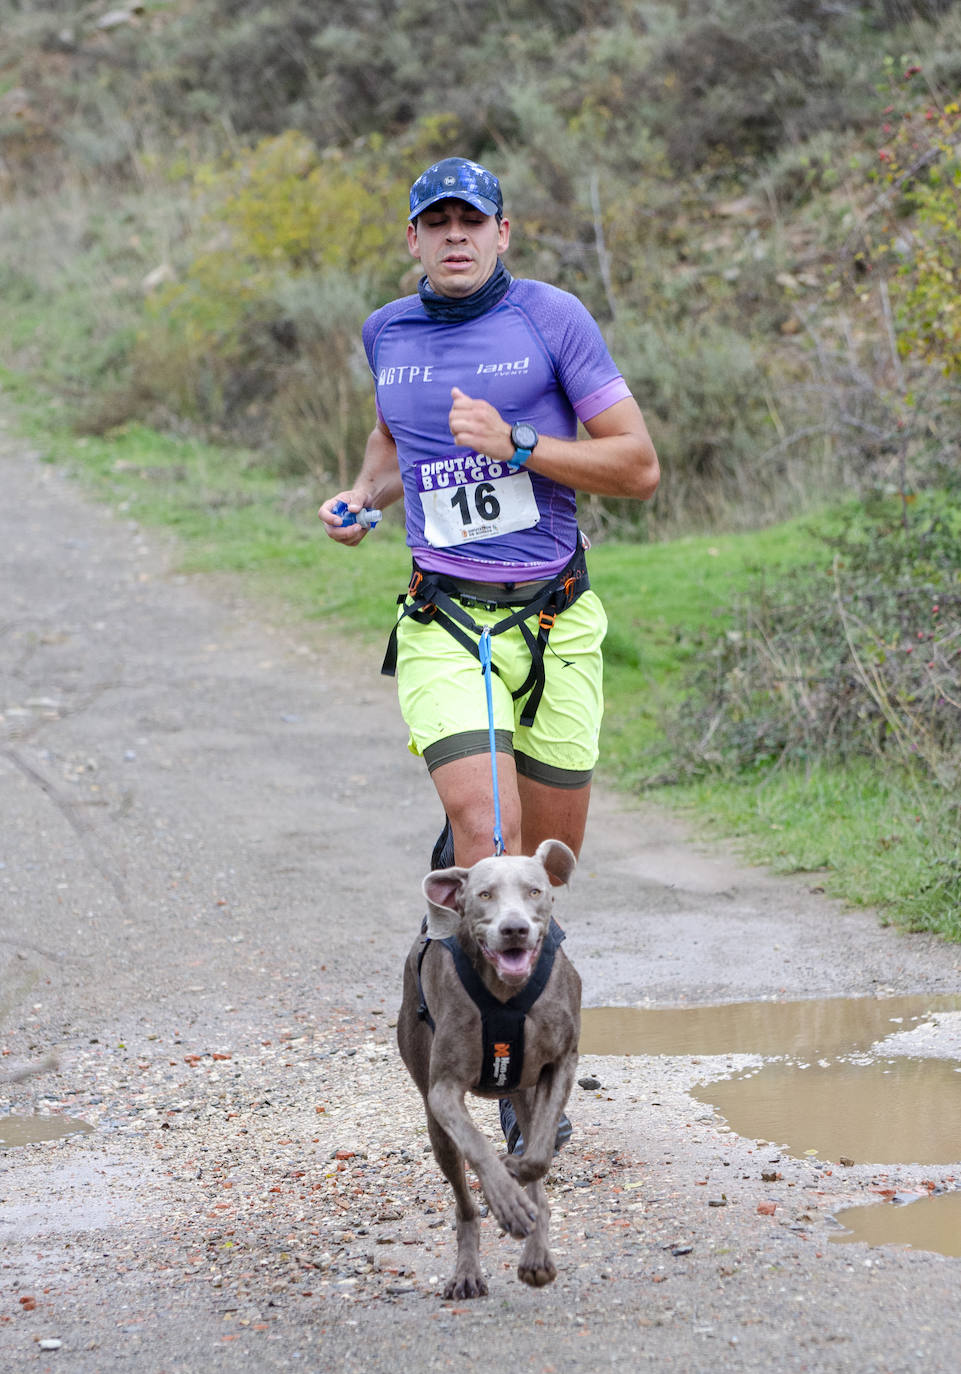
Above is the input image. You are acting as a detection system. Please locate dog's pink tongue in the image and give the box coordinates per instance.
[497,947,535,978]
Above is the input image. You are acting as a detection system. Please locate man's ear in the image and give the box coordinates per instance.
[422,867,467,939]
[406,221,421,261]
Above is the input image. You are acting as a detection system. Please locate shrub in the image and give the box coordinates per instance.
[884,96,961,376]
[124,124,452,470]
[671,489,961,783]
[607,314,781,532]
[651,0,881,171]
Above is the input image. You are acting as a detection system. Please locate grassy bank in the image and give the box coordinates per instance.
[4,388,956,941]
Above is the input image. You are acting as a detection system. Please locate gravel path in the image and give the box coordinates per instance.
[2,418,961,1372]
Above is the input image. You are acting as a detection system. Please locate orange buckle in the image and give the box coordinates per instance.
[409,570,424,598]
[538,610,556,631]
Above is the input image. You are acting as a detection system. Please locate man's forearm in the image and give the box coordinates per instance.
[521,427,659,500]
[354,423,405,509]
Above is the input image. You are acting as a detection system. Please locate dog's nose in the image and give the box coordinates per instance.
[498,916,532,945]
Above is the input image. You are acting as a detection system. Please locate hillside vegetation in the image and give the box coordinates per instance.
[1,0,959,935]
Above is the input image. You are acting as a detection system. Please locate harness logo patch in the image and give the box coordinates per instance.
[491,1042,512,1088]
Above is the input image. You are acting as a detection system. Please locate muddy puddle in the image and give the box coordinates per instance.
[580,994,961,1257]
[0,1114,94,1148]
[694,1056,961,1165]
[579,994,961,1060]
[832,1190,961,1257]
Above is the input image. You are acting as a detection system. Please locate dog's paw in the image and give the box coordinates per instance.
[518,1249,557,1288]
[488,1178,537,1239]
[443,1270,488,1300]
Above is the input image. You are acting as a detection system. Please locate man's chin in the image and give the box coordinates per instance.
[430,276,480,299]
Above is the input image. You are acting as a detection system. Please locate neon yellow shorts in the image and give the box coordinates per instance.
[394,589,608,784]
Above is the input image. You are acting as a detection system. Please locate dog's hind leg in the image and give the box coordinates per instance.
[426,1111,488,1300]
[516,1177,556,1288]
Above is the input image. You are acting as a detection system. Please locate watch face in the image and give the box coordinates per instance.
[512,422,538,451]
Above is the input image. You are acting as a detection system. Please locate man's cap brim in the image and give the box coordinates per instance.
[409,190,501,220]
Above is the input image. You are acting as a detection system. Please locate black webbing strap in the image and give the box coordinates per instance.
[415,917,566,1092]
[381,541,589,729]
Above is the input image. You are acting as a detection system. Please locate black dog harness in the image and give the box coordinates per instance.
[381,540,590,728]
[415,918,566,1092]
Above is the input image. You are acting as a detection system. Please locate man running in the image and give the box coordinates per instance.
[320,155,659,880]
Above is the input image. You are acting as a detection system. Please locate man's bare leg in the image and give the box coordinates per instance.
[517,775,591,862]
[429,752,522,866]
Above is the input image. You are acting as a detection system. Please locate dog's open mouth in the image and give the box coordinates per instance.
[482,942,540,982]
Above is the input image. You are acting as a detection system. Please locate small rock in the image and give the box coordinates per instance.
[577,1076,601,1091]
[40,1339,63,1351]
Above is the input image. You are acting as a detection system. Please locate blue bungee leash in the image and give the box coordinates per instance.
[478,627,505,857]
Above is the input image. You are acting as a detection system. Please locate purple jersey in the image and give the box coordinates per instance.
[362,278,630,581]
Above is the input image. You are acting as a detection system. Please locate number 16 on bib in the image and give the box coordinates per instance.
[418,459,539,548]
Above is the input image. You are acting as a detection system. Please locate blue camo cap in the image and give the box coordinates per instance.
[408,157,503,221]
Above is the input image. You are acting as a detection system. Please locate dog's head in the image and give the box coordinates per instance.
[422,840,576,988]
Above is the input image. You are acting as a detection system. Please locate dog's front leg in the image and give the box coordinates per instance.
[428,1081,538,1239]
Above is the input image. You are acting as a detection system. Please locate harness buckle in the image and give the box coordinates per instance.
[409,569,424,598]
[538,609,557,632]
[459,592,500,613]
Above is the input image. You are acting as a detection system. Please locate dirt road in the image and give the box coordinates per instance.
[3,420,960,1372]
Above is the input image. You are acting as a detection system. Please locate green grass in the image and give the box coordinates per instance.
[2,384,958,941]
[590,520,826,782]
[670,759,961,941]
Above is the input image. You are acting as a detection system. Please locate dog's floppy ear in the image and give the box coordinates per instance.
[422,866,468,939]
[534,838,576,889]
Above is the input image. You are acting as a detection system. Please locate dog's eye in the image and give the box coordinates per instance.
[528,886,542,897]
[477,889,492,900]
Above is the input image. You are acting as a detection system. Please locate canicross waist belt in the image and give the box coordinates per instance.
[415,918,566,1092]
[381,540,590,729]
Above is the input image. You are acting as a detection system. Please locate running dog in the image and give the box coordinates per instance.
[397,839,580,1299]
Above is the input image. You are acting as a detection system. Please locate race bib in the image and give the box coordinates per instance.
[416,452,539,548]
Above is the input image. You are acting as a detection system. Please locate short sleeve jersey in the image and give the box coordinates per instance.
[362,278,631,581]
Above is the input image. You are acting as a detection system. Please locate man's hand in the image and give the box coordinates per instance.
[448,387,513,462]
[318,492,372,544]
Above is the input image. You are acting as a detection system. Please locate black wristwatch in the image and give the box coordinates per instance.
[508,421,538,470]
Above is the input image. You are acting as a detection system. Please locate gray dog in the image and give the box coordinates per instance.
[397,839,581,1299]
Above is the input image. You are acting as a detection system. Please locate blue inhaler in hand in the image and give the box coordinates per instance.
[331,500,382,529]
